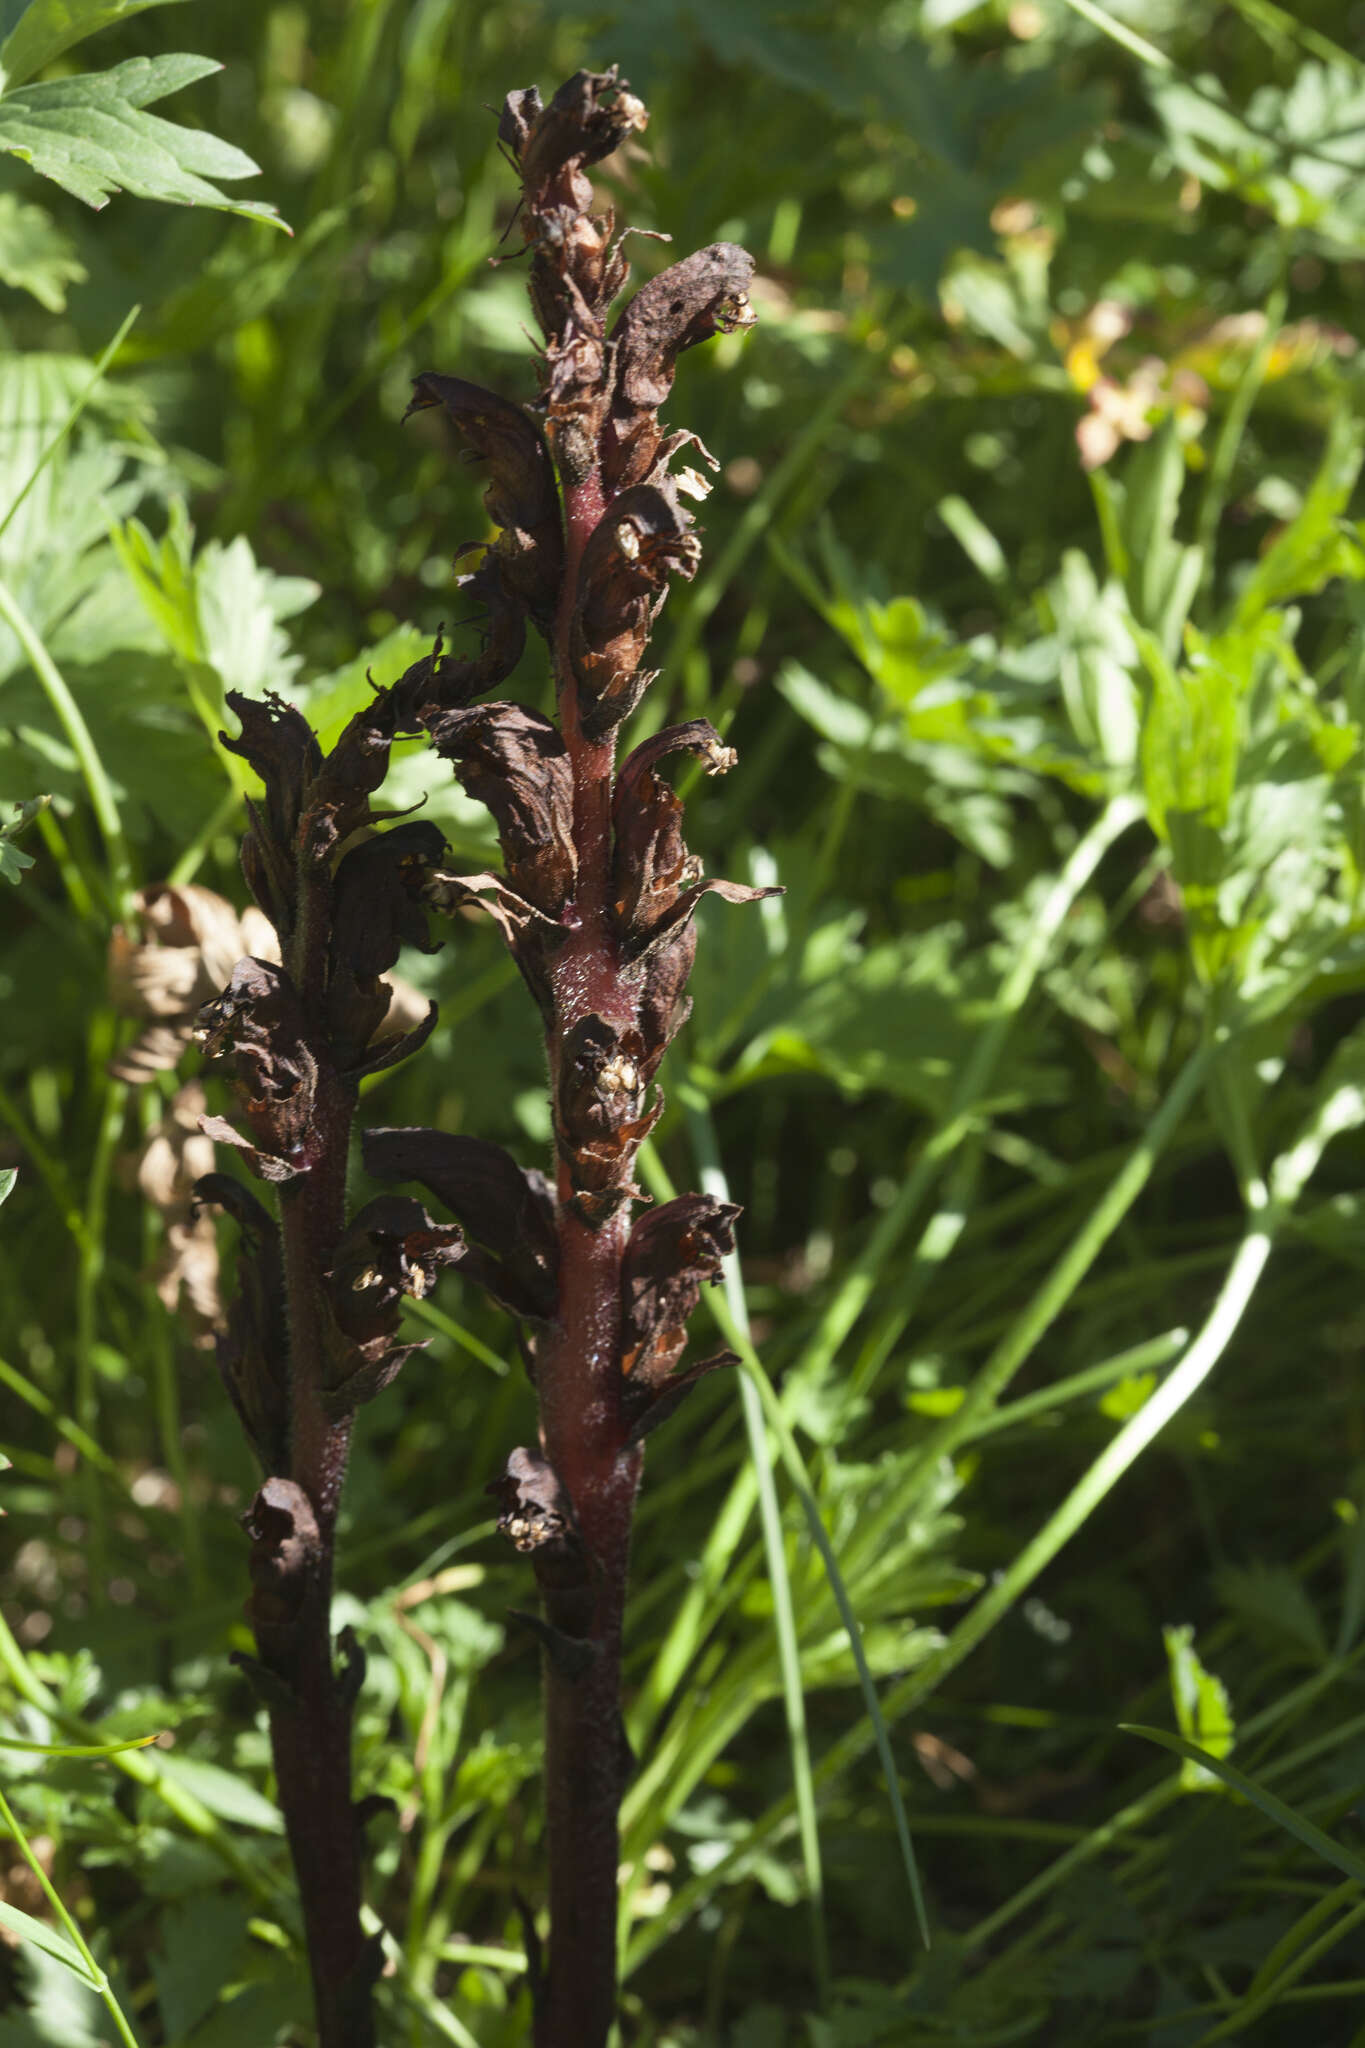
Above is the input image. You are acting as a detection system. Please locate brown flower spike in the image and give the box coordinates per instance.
[371,65,775,2048]
[194,680,450,2048]
[193,63,771,2048]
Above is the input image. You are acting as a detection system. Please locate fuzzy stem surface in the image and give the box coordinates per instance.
[533,465,642,2048]
[267,872,373,2048]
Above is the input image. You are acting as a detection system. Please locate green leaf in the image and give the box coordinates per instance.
[1216,1563,1329,1663]
[0,53,288,227]
[114,513,317,711]
[0,0,182,90]
[776,660,874,749]
[0,1901,97,1983]
[151,1893,253,2041]
[0,792,49,884]
[1116,419,1203,654]
[1138,627,1242,958]
[147,1753,283,1832]
[0,1946,107,2045]
[0,191,84,308]
[1122,1725,1365,1884]
[1050,550,1140,777]
[0,1167,14,1205]
[1152,63,1365,251]
[1232,409,1365,628]
[1163,1625,1235,1789]
[937,492,1009,585]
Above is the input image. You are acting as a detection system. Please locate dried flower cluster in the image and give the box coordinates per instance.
[185,63,767,2048]
[189,688,461,2048]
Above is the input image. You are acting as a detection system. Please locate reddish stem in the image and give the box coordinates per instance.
[531,463,644,2047]
[265,886,374,2048]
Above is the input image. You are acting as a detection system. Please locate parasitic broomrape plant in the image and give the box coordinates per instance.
[198,62,769,2048]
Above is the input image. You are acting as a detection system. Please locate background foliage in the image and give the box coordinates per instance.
[4,0,1365,2041]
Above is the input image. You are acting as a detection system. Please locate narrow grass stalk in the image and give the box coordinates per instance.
[72,1074,126,1606]
[0,1351,124,1480]
[1195,281,1288,573]
[965,1327,1190,1437]
[1243,1878,1359,2003]
[908,1033,1213,1469]
[0,1784,143,2048]
[1194,1895,1365,2044]
[883,1217,1274,1731]
[960,1780,1185,1957]
[0,304,140,553]
[0,577,134,919]
[798,793,1143,1389]
[680,1084,830,2000]
[637,1046,1350,1955]
[0,1609,287,1912]
[636,799,1141,1736]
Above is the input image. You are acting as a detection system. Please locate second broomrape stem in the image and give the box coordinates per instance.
[271,1073,373,2048]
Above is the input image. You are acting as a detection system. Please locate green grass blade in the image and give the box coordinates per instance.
[908,1036,1213,1468]
[0,303,139,553]
[890,1220,1274,1716]
[966,1327,1190,1437]
[1057,0,1174,66]
[0,1733,156,1757]
[681,1087,832,1997]
[1120,1725,1365,1885]
[1195,282,1287,575]
[797,795,1143,1389]
[0,1786,142,2043]
[738,1346,933,1951]
[645,1198,1276,1941]
[0,1350,125,1480]
[0,1900,99,1984]
[0,575,134,916]
[683,1086,930,1952]
[1190,1894,1365,2044]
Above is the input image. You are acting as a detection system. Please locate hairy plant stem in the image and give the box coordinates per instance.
[267,869,373,2048]
[532,465,642,2047]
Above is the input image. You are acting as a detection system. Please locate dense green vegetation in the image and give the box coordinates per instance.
[5,0,1365,2041]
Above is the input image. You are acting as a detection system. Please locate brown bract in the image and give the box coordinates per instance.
[620,1193,740,1381]
[423,702,576,919]
[108,883,279,1082]
[195,1171,289,1471]
[606,243,757,491]
[612,721,736,944]
[490,1446,594,1633]
[241,1476,321,1664]
[405,376,563,635]
[196,958,318,1182]
[326,821,444,1074]
[390,586,527,728]
[221,684,420,933]
[422,865,563,1022]
[363,1126,559,1325]
[570,484,701,739]
[320,1195,465,1419]
[499,69,647,469]
[554,1014,662,1219]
